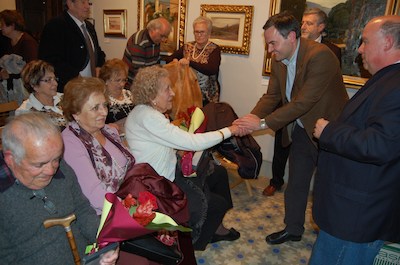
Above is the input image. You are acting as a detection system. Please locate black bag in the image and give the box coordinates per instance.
[202,102,263,179]
[120,233,182,265]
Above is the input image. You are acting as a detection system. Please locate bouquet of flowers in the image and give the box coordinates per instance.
[172,106,208,177]
[86,192,191,253]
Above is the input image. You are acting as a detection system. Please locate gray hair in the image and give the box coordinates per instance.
[2,112,60,164]
[193,16,213,33]
[303,7,328,25]
[380,20,400,49]
[147,17,170,31]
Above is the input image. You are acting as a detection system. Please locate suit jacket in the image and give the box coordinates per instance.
[313,63,400,243]
[322,37,341,66]
[252,38,348,146]
[38,11,106,92]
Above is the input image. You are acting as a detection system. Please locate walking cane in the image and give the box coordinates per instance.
[43,213,81,265]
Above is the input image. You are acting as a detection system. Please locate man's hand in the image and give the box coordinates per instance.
[313,118,329,139]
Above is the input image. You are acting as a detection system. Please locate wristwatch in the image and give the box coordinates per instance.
[260,118,267,129]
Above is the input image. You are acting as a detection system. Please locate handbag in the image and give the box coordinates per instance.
[120,233,182,265]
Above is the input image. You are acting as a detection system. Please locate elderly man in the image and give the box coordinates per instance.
[234,12,348,244]
[0,113,117,265]
[262,7,343,198]
[39,0,106,92]
[310,15,400,265]
[123,17,171,89]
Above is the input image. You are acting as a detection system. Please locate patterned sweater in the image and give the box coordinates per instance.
[122,29,160,88]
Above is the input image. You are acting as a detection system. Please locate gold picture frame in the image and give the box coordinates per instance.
[103,9,127,38]
[201,4,254,55]
[138,0,187,55]
[262,0,399,88]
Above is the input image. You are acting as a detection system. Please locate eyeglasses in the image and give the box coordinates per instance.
[110,78,128,83]
[31,189,57,214]
[40,77,59,84]
[194,31,208,36]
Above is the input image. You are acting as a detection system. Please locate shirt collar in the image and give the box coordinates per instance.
[282,38,301,66]
[315,35,322,43]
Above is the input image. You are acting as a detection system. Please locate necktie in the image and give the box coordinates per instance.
[81,23,96,76]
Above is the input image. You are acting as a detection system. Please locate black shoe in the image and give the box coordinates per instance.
[210,228,240,243]
[266,230,302,245]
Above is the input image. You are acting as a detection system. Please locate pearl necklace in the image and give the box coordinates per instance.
[192,42,210,60]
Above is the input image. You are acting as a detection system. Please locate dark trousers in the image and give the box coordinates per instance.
[193,165,232,250]
[175,165,232,250]
[284,125,318,236]
[270,128,291,188]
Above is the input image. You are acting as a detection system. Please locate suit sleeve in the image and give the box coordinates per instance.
[319,87,400,165]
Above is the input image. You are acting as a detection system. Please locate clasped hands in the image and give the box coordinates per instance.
[229,114,263,137]
[230,115,330,139]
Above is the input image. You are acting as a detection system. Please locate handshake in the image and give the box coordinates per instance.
[228,114,266,137]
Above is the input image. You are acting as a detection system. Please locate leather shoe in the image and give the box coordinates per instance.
[211,228,240,243]
[262,185,281,196]
[266,230,302,245]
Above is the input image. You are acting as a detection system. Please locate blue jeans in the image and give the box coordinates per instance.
[309,230,384,265]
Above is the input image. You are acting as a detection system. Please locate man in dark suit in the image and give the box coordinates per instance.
[310,15,400,265]
[234,12,348,244]
[39,0,105,92]
[262,7,343,198]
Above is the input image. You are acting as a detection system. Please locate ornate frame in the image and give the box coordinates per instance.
[138,0,187,55]
[201,5,254,55]
[262,0,400,88]
[103,9,127,38]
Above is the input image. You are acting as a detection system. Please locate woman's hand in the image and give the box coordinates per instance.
[99,246,119,265]
[178,58,190,65]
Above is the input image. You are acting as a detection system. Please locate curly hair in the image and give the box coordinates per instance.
[62,77,107,122]
[98,58,128,83]
[21,60,55,93]
[131,65,169,105]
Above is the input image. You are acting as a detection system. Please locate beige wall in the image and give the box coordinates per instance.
[0,0,16,11]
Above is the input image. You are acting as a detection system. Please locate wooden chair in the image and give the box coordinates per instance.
[213,151,254,197]
[0,101,18,127]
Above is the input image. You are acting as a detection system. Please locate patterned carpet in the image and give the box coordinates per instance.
[194,176,318,265]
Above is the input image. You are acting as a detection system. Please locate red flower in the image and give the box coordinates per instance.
[122,193,136,209]
[137,191,158,210]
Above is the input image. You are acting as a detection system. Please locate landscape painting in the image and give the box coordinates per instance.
[201,5,254,55]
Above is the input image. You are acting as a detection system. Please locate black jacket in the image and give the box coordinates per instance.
[39,11,105,92]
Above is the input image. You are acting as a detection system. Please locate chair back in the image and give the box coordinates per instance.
[0,101,18,127]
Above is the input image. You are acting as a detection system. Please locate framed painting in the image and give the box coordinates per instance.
[262,0,400,88]
[103,9,127,38]
[138,0,187,55]
[201,5,254,55]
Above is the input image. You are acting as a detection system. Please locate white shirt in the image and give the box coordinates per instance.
[125,104,231,181]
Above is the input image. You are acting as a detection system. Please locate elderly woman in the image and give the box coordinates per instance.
[62,77,135,214]
[99,58,134,132]
[16,60,66,128]
[125,65,240,251]
[167,16,221,106]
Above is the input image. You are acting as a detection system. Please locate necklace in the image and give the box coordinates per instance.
[192,42,210,60]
